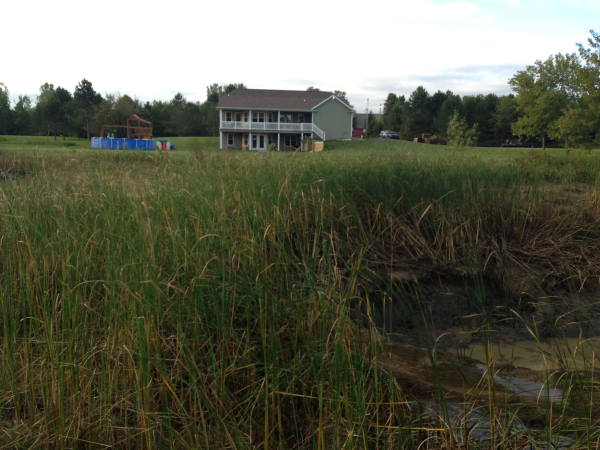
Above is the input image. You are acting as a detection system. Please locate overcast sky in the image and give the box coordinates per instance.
[2,0,598,112]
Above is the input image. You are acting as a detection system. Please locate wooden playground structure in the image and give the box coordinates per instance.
[100,114,153,139]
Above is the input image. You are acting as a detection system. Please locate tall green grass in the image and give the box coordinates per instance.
[0,144,598,448]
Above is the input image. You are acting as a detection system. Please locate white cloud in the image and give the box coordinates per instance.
[1,0,596,113]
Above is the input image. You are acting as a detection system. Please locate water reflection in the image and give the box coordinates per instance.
[464,337,600,371]
[474,364,563,402]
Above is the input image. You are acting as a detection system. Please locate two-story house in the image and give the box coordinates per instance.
[217,89,355,150]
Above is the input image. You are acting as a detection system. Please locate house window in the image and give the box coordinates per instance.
[225,112,232,121]
[235,113,241,121]
[284,135,297,147]
[243,134,249,146]
[227,134,234,146]
[243,112,248,122]
[252,112,265,123]
[268,113,273,123]
[298,114,304,123]
[280,114,284,123]
[286,114,292,123]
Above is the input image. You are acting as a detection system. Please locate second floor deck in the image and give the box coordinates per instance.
[220,110,325,138]
[220,121,319,133]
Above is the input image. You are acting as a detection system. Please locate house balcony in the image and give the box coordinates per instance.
[220,121,325,139]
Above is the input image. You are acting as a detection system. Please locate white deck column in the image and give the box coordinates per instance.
[249,132,252,150]
[277,133,280,151]
[219,131,223,150]
[219,109,222,129]
[278,111,280,131]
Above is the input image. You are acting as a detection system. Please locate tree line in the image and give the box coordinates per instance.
[367,88,507,147]
[0,80,247,140]
[368,30,600,149]
[0,82,354,141]
[1,29,598,148]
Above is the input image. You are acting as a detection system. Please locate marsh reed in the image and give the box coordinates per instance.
[0,143,598,448]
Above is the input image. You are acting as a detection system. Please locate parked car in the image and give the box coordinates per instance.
[501,141,534,148]
[380,130,399,139]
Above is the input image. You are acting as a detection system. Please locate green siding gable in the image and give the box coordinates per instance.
[312,98,353,140]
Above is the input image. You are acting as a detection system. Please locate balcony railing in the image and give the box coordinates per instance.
[221,121,325,139]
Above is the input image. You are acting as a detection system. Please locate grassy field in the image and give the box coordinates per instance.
[0,134,579,158]
[0,135,599,448]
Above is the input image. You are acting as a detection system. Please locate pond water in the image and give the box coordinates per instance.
[464,337,600,371]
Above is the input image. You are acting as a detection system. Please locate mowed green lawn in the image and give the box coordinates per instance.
[0,134,583,163]
[0,135,220,154]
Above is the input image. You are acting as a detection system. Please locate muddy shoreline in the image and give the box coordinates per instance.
[361,270,600,349]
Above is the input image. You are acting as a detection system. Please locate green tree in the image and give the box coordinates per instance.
[432,91,462,135]
[12,95,33,135]
[447,110,479,147]
[223,83,247,95]
[169,93,189,137]
[0,83,10,135]
[401,86,432,140]
[366,118,383,138]
[146,100,170,137]
[428,90,448,119]
[74,79,102,140]
[493,95,520,144]
[461,94,498,146]
[201,101,219,137]
[206,83,247,105]
[203,83,247,136]
[557,30,600,148]
[35,83,68,140]
[55,87,73,140]
[142,95,204,138]
[206,84,222,104]
[306,86,320,92]
[383,93,404,116]
[184,101,204,136]
[385,101,406,133]
[509,52,579,150]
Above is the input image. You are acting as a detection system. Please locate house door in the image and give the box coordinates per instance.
[252,134,266,150]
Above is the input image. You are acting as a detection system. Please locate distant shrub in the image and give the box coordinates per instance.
[447,110,479,147]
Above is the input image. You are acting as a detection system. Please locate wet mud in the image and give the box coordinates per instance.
[362,271,600,347]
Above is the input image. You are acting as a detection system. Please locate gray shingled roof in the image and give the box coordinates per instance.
[217,89,336,110]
